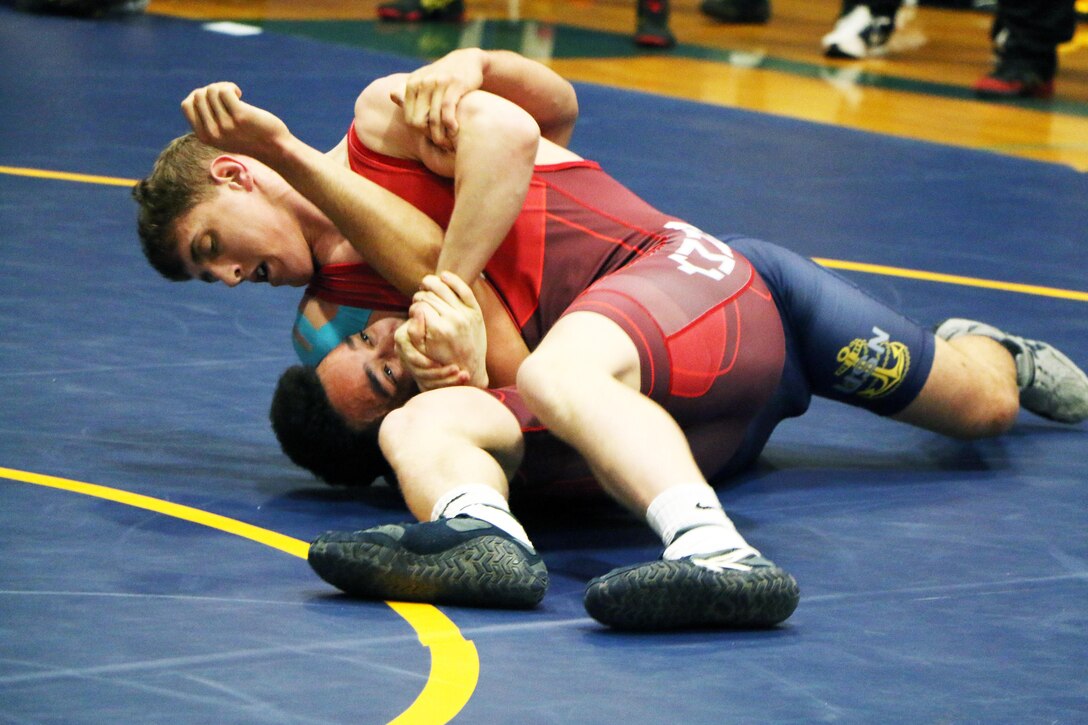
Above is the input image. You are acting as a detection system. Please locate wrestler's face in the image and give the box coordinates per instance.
[172,183,314,288]
[317,316,417,428]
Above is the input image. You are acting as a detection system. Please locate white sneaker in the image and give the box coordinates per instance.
[822,5,896,59]
[935,318,1088,424]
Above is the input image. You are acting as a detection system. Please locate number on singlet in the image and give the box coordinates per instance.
[664,221,736,281]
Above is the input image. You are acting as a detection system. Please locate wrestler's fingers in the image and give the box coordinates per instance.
[399,337,440,371]
[437,84,461,146]
[193,90,221,141]
[417,274,463,309]
[206,87,234,133]
[404,78,432,131]
[414,300,456,341]
[405,305,429,351]
[411,362,463,381]
[396,319,440,371]
[428,85,450,149]
[180,90,202,132]
[414,365,470,391]
[213,83,245,117]
[438,271,480,311]
[412,287,455,316]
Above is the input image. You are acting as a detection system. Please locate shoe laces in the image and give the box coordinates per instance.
[690,546,762,572]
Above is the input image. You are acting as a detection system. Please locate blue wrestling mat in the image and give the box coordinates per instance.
[1,7,1085,723]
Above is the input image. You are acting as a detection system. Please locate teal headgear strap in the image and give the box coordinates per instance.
[293,305,373,366]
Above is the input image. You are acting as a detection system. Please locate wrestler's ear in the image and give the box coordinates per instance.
[208,155,254,191]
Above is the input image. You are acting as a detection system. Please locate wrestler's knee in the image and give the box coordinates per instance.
[377,405,417,471]
[899,374,1019,439]
[941,351,1021,439]
[955,385,1019,438]
[516,348,576,423]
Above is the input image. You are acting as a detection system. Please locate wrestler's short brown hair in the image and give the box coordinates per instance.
[132,133,221,281]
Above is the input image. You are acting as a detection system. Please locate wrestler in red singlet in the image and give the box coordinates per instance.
[309,124,680,347]
[309,126,787,487]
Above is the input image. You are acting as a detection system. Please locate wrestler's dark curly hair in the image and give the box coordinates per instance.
[269,365,393,488]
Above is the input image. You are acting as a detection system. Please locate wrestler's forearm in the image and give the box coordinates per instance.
[435,92,538,283]
[474,49,578,147]
[472,279,530,388]
[270,135,441,295]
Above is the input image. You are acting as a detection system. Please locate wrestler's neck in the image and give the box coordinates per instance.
[275,185,360,268]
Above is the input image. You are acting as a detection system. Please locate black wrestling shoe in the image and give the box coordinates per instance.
[308,516,548,608]
[698,0,770,24]
[584,547,799,630]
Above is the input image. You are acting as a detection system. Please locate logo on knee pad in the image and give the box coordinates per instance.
[833,326,910,399]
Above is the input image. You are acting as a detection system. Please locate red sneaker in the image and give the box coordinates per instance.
[377,0,464,22]
[635,0,675,48]
[974,53,1056,100]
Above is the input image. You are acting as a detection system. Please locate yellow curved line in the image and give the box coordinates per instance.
[0,465,478,725]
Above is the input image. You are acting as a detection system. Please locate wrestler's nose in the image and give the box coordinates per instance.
[377,328,396,357]
[211,262,244,287]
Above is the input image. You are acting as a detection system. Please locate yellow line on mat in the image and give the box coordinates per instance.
[4,163,1084,303]
[813,258,1088,303]
[0,165,136,187]
[0,466,478,725]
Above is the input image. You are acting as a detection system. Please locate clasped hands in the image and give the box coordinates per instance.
[396,271,489,392]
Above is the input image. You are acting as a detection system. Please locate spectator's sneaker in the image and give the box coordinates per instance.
[822,5,895,59]
[377,0,464,22]
[635,0,675,48]
[584,547,799,630]
[698,0,770,24]
[973,51,1056,99]
[935,318,1088,423]
[309,516,548,608]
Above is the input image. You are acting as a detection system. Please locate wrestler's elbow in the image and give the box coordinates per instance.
[458,92,539,159]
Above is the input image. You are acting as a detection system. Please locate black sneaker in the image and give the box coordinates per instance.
[974,49,1056,99]
[377,0,464,22]
[635,0,675,48]
[309,516,548,608]
[584,547,799,630]
[698,0,770,24]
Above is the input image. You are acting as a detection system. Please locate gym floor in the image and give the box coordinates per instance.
[1,2,1085,723]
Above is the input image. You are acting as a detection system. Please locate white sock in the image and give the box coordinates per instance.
[646,483,752,560]
[431,484,534,551]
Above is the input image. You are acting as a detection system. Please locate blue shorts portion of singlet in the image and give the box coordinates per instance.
[713,236,936,478]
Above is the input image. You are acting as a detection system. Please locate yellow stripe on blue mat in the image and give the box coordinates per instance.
[814,258,1088,303]
[0,465,479,725]
[4,163,1085,303]
[0,165,136,187]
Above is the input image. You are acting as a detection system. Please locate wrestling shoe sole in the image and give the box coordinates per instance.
[309,529,548,608]
[584,558,799,630]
